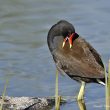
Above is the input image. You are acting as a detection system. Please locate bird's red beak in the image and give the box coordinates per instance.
[62,33,74,48]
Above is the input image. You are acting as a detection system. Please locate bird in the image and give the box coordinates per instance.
[47,20,105,100]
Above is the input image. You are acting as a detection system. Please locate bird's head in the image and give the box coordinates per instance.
[47,20,76,51]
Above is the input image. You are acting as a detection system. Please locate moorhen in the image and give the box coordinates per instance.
[47,20,105,100]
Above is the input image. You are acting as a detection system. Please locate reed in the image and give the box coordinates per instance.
[105,60,110,110]
[0,79,9,110]
[55,69,61,110]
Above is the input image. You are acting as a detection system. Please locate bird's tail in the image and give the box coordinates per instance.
[97,78,105,86]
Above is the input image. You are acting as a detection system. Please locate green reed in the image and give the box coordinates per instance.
[105,60,110,110]
[0,79,9,110]
[55,69,61,110]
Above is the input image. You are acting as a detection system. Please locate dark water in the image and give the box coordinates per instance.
[0,0,110,110]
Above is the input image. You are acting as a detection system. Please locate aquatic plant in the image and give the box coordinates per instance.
[0,79,9,110]
[105,60,110,110]
[55,69,61,110]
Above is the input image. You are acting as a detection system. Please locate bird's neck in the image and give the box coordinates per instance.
[47,35,64,53]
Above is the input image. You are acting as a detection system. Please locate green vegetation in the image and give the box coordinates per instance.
[105,60,110,110]
[0,79,9,110]
[55,69,61,110]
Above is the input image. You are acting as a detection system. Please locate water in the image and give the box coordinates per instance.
[0,0,110,109]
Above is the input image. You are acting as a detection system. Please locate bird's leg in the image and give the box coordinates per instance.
[77,81,86,101]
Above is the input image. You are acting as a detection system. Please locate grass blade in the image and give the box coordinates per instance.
[0,79,9,110]
[107,60,110,109]
[105,60,110,110]
[55,69,60,110]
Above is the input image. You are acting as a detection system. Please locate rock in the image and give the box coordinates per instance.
[0,96,55,110]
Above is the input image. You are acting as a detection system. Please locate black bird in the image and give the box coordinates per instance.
[47,20,105,100]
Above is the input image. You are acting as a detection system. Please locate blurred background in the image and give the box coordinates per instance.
[0,0,110,110]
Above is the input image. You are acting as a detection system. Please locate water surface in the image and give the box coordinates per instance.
[0,0,110,110]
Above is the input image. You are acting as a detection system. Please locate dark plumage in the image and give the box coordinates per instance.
[47,20,105,100]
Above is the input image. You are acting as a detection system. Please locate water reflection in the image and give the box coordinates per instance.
[53,98,87,110]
